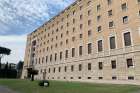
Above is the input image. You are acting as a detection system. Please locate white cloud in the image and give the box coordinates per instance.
[0,0,75,35]
[0,35,27,63]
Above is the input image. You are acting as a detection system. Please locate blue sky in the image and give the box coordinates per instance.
[0,0,75,63]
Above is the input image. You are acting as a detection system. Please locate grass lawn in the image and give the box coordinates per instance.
[0,79,140,93]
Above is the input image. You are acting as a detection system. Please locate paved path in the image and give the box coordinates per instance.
[0,86,17,93]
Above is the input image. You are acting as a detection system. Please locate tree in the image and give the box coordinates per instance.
[27,68,38,81]
[0,46,11,69]
[16,61,24,78]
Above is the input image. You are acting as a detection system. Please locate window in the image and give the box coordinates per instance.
[121,3,127,11]
[97,26,102,32]
[88,63,91,70]
[127,58,133,68]
[80,34,83,38]
[80,24,83,29]
[64,66,67,72]
[71,65,74,72]
[46,56,48,63]
[48,68,50,73]
[53,68,55,73]
[50,55,52,62]
[123,16,128,23]
[72,48,75,57]
[99,62,103,70]
[107,0,112,5]
[88,30,92,36]
[139,10,140,16]
[138,0,140,3]
[88,10,91,16]
[112,76,117,80]
[99,77,103,80]
[73,10,75,15]
[55,53,57,61]
[110,36,116,49]
[88,20,91,26]
[60,52,62,60]
[79,46,83,56]
[80,14,83,20]
[97,15,101,21]
[108,10,113,16]
[88,43,92,54]
[98,40,103,52]
[65,50,68,58]
[73,18,75,24]
[124,32,132,46]
[58,67,61,72]
[109,21,114,28]
[111,60,116,69]
[72,36,75,42]
[88,77,92,79]
[128,76,134,80]
[97,4,101,11]
[66,39,68,44]
[79,64,82,71]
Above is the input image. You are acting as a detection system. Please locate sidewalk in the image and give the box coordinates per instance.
[0,86,18,93]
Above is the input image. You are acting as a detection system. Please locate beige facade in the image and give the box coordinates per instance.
[22,0,140,84]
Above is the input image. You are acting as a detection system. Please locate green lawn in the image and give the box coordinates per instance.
[0,79,140,93]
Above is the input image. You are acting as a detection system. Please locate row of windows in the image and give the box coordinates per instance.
[33,32,132,63]
[47,76,135,80]
[42,58,133,74]
[29,0,140,43]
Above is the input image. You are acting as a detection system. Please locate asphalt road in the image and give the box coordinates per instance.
[0,86,17,93]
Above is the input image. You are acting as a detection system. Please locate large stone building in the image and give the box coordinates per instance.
[22,0,140,84]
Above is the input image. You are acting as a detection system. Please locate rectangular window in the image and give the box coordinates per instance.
[128,76,134,80]
[112,76,117,80]
[109,21,114,28]
[46,56,48,63]
[121,3,127,11]
[80,34,83,38]
[71,65,74,72]
[98,40,103,52]
[88,30,92,36]
[111,60,116,69]
[123,16,128,23]
[97,15,101,21]
[127,58,133,68]
[124,32,132,46]
[107,0,112,5]
[55,53,57,61]
[72,48,75,57]
[110,36,116,49]
[60,52,62,60]
[58,67,61,72]
[64,66,67,72]
[97,26,102,32]
[99,62,103,70]
[79,46,83,56]
[97,4,101,11]
[108,10,113,16]
[53,68,55,73]
[50,55,52,62]
[65,50,68,58]
[88,43,92,54]
[88,63,92,70]
[79,64,82,71]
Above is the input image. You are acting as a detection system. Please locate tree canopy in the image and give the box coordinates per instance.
[0,46,11,55]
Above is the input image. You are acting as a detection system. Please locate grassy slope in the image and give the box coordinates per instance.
[0,79,140,93]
